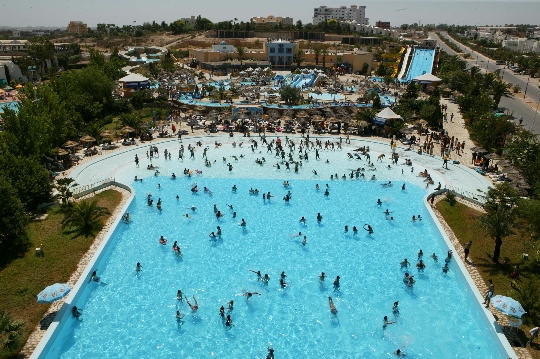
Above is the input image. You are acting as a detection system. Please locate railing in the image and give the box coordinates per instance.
[72,177,117,199]
[427,185,486,207]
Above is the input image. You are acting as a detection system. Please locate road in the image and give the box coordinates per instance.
[429,32,540,135]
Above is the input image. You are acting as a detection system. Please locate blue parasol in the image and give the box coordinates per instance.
[491,295,526,318]
[37,283,70,304]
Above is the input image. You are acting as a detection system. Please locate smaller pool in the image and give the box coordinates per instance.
[0,101,19,114]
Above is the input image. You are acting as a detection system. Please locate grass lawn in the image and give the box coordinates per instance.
[0,190,123,359]
[437,200,540,358]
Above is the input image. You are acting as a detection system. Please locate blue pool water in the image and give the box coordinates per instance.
[402,49,436,83]
[0,101,19,114]
[46,175,502,358]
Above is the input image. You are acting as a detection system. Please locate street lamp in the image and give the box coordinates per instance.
[524,77,530,98]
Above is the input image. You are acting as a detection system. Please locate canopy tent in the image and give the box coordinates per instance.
[119,73,151,90]
[413,73,442,83]
[376,108,402,120]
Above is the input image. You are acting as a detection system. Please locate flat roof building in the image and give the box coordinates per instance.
[375,21,390,29]
[251,15,294,26]
[67,21,88,34]
[181,16,197,26]
[313,5,368,26]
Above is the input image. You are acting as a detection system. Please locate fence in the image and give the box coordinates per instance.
[72,177,118,199]
[427,185,486,207]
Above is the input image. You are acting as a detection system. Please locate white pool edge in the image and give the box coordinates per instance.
[29,145,515,359]
[29,183,135,359]
[423,193,518,359]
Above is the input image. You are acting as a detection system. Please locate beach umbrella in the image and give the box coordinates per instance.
[120,126,135,134]
[100,130,114,138]
[193,106,206,112]
[62,140,78,148]
[237,108,250,114]
[56,148,69,156]
[295,111,309,118]
[80,135,96,143]
[471,146,488,153]
[400,127,415,134]
[138,123,151,129]
[37,283,70,304]
[156,120,168,126]
[491,295,526,318]
[483,153,502,160]
[15,84,24,89]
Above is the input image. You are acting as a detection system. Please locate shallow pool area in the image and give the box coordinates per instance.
[0,101,20,114]
[42,168,506,358]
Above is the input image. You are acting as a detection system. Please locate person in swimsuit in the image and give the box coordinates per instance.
[328,297,338,314]
[249,270,262,280]
[244,291,261,302]
[400,258,410,269]
[319,272,326,282]
[333,276,340,290]
[185,295,199,312]
[228,300,234,310]
[383,316,396,329]
[177,290,183,301]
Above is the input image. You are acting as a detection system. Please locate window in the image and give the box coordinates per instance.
[286,48,292,54]
[278,47,284,54]
[270,48,275,53]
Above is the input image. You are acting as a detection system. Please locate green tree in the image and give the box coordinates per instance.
[26,37,55,73]
[322,49,327,69]
[61,200,111,238]
[313,46,321,65]
[235,45,246,68]
[294,49,305,68]
[372,93,382,110]
[295,20,303,30]
[505,129,540,186]
[279,85,301,105]
[471,114,515,154]
[402,82,419,100]
[480,183,519,263]
[195,15,213,31]
[0,178,29,268]
[490,80,513,109]
[0,310,24,351]
[361,63,369,75]
[169,20,187,35]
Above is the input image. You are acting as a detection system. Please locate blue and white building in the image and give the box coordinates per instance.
[264,39,298,68]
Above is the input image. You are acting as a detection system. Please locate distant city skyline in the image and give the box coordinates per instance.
[1,0,539,28]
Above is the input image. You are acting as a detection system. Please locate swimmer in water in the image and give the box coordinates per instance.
[430,253,438,262]
[377,199,382,207]
[232,185,237,192]
[400,259,410,269]
[249,270,262,280]
[319,272,326,282]
[262,274,270,284]
[184,295,199,312]
[392,301,399,315]
[353,226,358,235]
[299,216,306,224]
[344,225,349,233]
[317,213,323,223]
[418,249,423,259]
[240,218,246,227]
[228,300,234,310]
[135,262,143,272]
[177,290,183,301]
[176,310,185,321]
[279,278,288,288]
[364,224,374,234]
[316,184,320,190]
[243,291,261,302]
[302,236,307,246]
[333,276,340,290]
[442,263,449,273]
[225,314,233,329]
[328,297,338,314]
[219,306,225,317]
[383,315,396,329]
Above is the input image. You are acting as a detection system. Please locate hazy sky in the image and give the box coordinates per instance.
[1,0,539,28]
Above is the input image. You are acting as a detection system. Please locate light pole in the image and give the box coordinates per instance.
[524,77,530,98]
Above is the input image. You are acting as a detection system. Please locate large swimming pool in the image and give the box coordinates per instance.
[43,166,504,358]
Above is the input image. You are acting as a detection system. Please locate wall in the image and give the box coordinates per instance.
[0,60,27,82]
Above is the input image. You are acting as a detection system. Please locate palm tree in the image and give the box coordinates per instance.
[480,183,518,263]
[235,45,246,69]
[490,80,513,109]
[61,200,111,238]
[469,66,481,80]
[294,49,305,68]
[313,46,321,65]
[322,49,328,69]
[0,311,24,351]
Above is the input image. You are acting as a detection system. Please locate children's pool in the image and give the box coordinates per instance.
[44,172,504,358]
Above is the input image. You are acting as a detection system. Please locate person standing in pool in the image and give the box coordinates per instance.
[249,270,262,280]
[319,272,326,282]
[364,224,373,234]
[317,213,323,223]
[383,316,396,329]
[333,276,340,290]
[228,300,234,311]
[243,291,261,302]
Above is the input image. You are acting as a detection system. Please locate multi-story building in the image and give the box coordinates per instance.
[265,39,297,67]
[251,15,294,26]
[212,41,235,53]
[67,21,88,34]
[181,16,197,26]
[375,21,390,29]
[313,5,368,26]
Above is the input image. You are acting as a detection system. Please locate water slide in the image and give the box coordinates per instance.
[397,47,412,80]
[402,48,436,82]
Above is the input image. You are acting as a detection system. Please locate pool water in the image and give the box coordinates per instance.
[0,101,20,114]
[46,175,502,358]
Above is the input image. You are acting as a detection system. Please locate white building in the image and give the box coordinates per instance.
[502,38,540,53]
[211,41,235,53]
[344,22,399,39]
[251,15,294,26]
[313,5,368,25]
